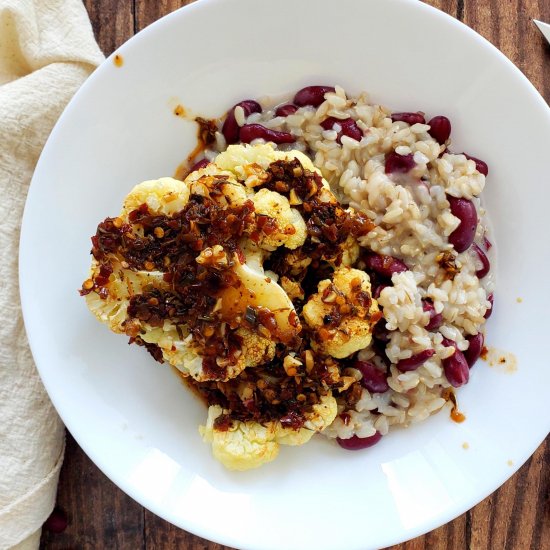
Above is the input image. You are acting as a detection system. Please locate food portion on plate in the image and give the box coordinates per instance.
[81,85,494,470]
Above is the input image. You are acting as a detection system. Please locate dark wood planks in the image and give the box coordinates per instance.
[135,0,191,30]
[40,434,145,549]
[144,510,234,550]
[82,0,134,57]
[41,0,549,548]
[463,0,550,102]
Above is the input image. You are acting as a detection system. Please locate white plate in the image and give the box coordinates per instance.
[19,0,550,548]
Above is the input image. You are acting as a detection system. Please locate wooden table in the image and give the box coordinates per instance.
[41,1,550,548]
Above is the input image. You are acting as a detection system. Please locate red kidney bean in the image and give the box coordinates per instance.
[339,119,363,141]
[482,235,492,250]
[373,283,388,299]
[464,333,484,367]
[447,196,478,253]
[385,151,416,174]
[391,112,426,125]
[354,360,390,393]
[364,252,409,277]
[441,337,456,349]
[321,117,363,143]
[396,349,435,372]
[462,153,489,176]
[275,103,298,117]
[422,299,443,331]
[484,293,494,319]
[472,243,490,278]
[294,85,336,107]
[428,115,451,144]
[44,507,68,533]
[337,431,383,450]
[239,124,295,144]
[189,158,210,173]
[320,118,340,130]
[443,350,470,387]
[373,321,391,343]
[221,100,262,144]
[441,338,470,387]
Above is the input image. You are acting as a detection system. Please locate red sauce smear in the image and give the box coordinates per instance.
[443,388,466,423]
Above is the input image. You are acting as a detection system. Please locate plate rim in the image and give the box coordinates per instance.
[19,0,550,548]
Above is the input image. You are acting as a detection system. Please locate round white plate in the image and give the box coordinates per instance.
[20,0,550,548]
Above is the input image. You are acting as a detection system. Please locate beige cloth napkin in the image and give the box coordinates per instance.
[0,1,103,548]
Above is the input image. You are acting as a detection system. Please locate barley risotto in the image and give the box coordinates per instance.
[81,85,494,470]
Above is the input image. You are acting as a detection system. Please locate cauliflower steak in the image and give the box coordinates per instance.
[81,143,379,470]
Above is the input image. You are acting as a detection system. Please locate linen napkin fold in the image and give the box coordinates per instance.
[0,1,103,548]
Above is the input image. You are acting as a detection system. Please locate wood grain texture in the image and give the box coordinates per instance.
[135,0,190,30]
[41,434,145,549]
[41,0,549,548]
[82,0,134,57]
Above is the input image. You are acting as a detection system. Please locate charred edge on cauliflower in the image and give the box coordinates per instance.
[131,335,165,363]
[187,349,344,431]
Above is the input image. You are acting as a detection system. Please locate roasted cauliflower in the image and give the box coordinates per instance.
[303,267,381,359]
[81,142,379,470]
[200,396,337,470]
[251,188,307,250]
[82,147,306,383]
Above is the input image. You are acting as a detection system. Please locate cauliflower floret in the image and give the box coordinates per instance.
[84,151,301,383]
[279,276,304,301]
[278,249,313,278]
[141,325,195,363]
[200,395,337,470]
[85,258,168,332]
[215,143,324,185]
[188,173,248,208]
[90,275,276,382]
[302,267,380,359]
[184,161,236,184]
[229,251,301,346]
[86,177,189,331]
[339,234,360,267]
[122,177,189,217]
[251,188,307,250]
[86,178,188,334]
[150,327,276,382]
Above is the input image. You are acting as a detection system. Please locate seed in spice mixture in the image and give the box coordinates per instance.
[436,250,461,280]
